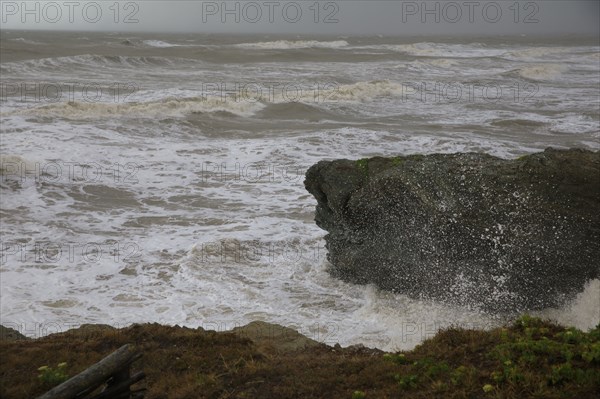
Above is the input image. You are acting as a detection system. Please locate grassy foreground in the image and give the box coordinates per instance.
[1,316,598,398]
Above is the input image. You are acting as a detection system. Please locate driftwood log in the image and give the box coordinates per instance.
[37,344,145,399]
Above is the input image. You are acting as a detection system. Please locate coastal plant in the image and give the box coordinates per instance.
[383,353,409,365]
[37,362,69,386]
[394,373,418,390]
[419,359,450,380]
[381,316,599,397]
[549,362,577,386]
[351,390,366,399]
[485,316,600,393]
[451,365,476,386]
[387,345,488,393]
[582,342,600,363]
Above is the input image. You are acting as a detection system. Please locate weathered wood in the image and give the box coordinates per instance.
[36,344,139,399]
[88,371,146,399]
[72,353,144,399]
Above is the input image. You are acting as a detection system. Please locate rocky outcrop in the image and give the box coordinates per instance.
[0,325,29,341]
[304,148,600,312]
[232,321,323,353]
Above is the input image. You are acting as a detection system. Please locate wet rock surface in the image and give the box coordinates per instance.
[305,148,600,312]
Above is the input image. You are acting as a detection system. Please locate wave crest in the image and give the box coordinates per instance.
[516,64,566,81]
[142,40,183,48]
[0,54,181,74]
[11,96,265,119]
[235,40,349,50]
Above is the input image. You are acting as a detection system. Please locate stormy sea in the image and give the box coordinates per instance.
[1,31,598,351]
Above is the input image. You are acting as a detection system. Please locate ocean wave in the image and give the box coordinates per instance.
[331,80,403,101]
[259,80,408,104]
[515,64,567,81]
[1,80,408,120]
[504,47,572,60]
[6,80,402,119]
[313,80,406,102]
[373,42,506,58]
[426,58,458,67]
[0,154,37,176]
[408,59,459,71]
[142,40,184,48]
[235,40,349,50]
[8,37,41,45]
[0,54,182,74]
[491,119,547,129]
[258,102,337,121]
[11,96,265,119]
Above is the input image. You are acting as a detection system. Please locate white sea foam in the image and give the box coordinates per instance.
[236,40,349,50]
[426,58,458,68]
[516,64,567,81]
[0,154,37,176]
[143,40,183,48]
[548,113,600,136]
[267,80,406,104]
[372,42,506,58]
[324,80,405,101]
[504,47,571,60]
[535,279,600,332]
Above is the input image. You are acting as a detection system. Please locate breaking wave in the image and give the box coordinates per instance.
[515,64,567,81]
[11,96,265,119]
[0,54,181,74]
[504,47,572,60]
[142,40,184,48]
[374,42,506,58]
[0,154,37,176]
[259,80,408,105]
[235,40,349,50]
[8,37,41,45]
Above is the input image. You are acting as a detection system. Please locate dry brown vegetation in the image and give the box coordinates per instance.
[1,317,599,398]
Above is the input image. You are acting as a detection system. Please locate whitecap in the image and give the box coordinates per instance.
[516,64,567,81]
[9,96,265,119]
[142,40,183,48]
[235,40,349,50]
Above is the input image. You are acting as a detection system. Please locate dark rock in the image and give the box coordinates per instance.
[304,148,600,312]
[0,325,28,341]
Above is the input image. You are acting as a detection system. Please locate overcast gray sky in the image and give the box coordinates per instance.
[1,1,598,36]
